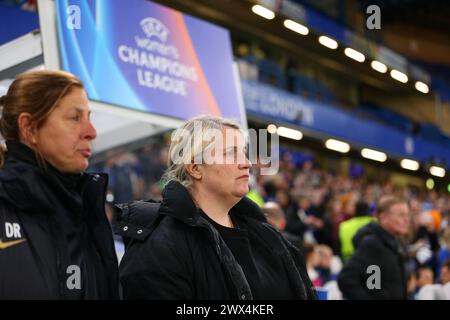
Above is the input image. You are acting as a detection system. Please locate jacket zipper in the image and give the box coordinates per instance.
[55,247,64,299]
[48,215,65,299]
[195,219,251,300]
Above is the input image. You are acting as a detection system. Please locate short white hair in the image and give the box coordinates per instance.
[162,115,245,190]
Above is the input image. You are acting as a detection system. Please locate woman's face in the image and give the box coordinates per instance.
[33,87,97,173]
[197,128,251,201]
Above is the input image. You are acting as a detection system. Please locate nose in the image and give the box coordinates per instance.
[238,154,252,169]
[82,119,97,141]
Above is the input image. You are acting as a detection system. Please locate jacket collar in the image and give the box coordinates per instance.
[6,141,83,191]
[6,140,37,165]
[0,142,104,213]
[354,222,404,255]
[160,181,267,226]
[372,222,404,253]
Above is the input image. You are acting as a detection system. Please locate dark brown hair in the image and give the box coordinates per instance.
[0,70,84,167]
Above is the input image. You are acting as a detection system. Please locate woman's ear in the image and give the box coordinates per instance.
[17,112,37,145]
[186,163,202,181]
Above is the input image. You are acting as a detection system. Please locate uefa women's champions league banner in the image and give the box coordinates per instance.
[55,0,243,121]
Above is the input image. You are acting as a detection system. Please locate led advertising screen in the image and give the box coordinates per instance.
[56,0,243,121]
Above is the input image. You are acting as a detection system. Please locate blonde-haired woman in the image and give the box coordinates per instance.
[116,115,315,300]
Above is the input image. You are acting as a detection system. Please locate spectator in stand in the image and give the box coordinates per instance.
[304,243,321,287]
[138,144,161,187]
[331,193,355,247]
[309,188,332,247]
[418,266,435,285]
[285,194,311,241]
[316,244,344,300]
[316,244,334,284]
[263,201,303,250]
[275,189,291,213]
[439,260,450,299]
[339,201,374,261]
[416,266,434,286]
[327,196,345,253]
[103,151,135,205]
[338,195,410,299]
[247,174,265,207]
[285,190,329,246]
[300,159,321,187]
[415,266,440,300]
[407,272,417,300]
[412,210,440,270]
[437,227,450,280]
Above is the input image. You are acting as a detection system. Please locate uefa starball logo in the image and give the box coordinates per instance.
[133,17,180,60]
[140,17,169,43]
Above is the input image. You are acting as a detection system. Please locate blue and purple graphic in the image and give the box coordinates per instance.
[56,0,242,121]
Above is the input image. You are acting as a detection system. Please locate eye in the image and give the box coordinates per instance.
[71,114,81,122]
[224,148,235,156]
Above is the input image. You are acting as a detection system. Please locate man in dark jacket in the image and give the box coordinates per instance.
[0,142,119,299]
[338,195,410,300]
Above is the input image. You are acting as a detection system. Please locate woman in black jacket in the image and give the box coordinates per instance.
[0,70,119,299]
[116,115,315,300]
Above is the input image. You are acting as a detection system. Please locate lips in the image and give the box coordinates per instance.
[238,174,249,180]
[80,149,92,157]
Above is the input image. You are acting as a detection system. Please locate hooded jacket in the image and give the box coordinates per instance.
[0,142,119,299]
[115,180,316,300]
[337,222,408,300]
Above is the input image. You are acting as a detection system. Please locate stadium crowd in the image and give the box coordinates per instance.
[93,138,450,300]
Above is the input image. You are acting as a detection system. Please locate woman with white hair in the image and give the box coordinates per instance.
[115,115,315,300]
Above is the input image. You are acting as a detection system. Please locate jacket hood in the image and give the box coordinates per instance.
[352,221,378,248]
